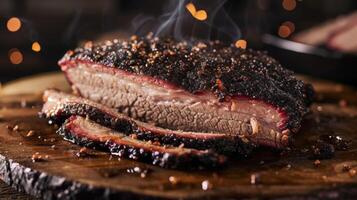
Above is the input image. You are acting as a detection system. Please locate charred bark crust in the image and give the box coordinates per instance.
[57,124,227,170]
[59,35,315,132]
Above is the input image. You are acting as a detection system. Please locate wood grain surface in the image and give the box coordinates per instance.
[0,73,356,199]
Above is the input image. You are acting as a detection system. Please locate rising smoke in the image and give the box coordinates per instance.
[132,0,241,43]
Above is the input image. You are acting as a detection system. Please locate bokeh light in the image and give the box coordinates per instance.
[8,49,23,65]
[186,3,207,21]
[282,0,296,11]
[278,25,291,38]
[282,21,295,33]
[32,42,41,52]
[235,40,247,49]
[7,17,22,32]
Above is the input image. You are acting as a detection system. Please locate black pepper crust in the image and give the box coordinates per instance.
[60,35,314,132]
[40,103,254,156]
[57,119,227,170]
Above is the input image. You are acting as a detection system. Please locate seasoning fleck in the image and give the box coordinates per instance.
[76,147,89,157]
[349,169,356,177]
[26,130,35,137]
[216,79,224,91]
[314,160,321,167]
[31,152,45,162]
[201,180,213,190]
[13,125,19,131]
[169,176,179,185]
[250,173,261,185]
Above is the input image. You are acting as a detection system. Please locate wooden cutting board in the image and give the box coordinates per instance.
[0,72,357,199]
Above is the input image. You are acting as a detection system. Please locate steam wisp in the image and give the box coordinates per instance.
[132,0,242,44]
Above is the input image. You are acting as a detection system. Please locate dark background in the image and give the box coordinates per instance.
[0,0,356,83]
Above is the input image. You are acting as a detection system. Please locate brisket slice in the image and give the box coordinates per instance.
[59,36,314,148]
[60,115,226,169]
[41,90,254,155]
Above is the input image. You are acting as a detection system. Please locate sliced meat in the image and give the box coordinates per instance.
[60,115,227,169]
[59,36,314,149]
[41,89,254,154]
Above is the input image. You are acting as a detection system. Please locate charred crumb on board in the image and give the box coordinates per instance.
[309,141,335,160]
[319,134,351,151]
[61,35,314,132]
[280,130,351,160]
[31,152,49,162]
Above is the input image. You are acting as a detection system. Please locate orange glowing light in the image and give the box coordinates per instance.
[278,25,291,38]
[186,3,207,21]
[7,17,22,32]
[235,40,247,49]
[186,3,196,15]
[9,49,23,65]
[32,42,41,52]
[282,0,296,11]
[282,21,295,33]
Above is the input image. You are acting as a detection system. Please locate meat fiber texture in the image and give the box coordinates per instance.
[41,90,254,156]
[58,115,227,169]
[58,35,314,149]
